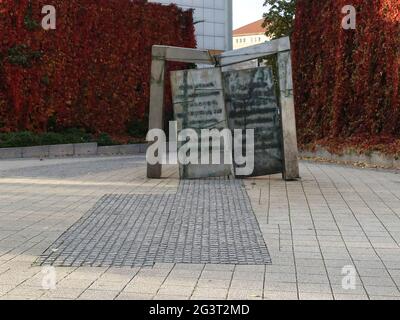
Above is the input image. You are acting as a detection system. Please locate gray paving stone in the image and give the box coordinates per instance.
[1,156,400,300]
[0,157,144,179]
[78,289,120,300]
[36,179,271,267]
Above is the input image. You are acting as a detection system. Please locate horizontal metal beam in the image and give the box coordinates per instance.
[152,45,215,65]
[148,45,215,178]
[216,36,291,67]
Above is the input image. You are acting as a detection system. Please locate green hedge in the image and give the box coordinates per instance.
[0,130,117,148]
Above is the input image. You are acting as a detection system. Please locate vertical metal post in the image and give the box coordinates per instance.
[277,51,300,180]
[147,47,166,179]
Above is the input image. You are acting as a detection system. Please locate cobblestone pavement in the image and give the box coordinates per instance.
[0,155,399,300]
[36,179,270,267]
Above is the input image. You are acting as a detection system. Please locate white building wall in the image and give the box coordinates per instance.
[233,34,269,50]
[149,0,233,51]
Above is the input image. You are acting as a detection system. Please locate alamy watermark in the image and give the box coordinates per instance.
[342,265,357,290]
[342,5,357,30]
[40,5,56,30]
[146,121,255,176]
[36,5,357,32]
[41,266,57,290]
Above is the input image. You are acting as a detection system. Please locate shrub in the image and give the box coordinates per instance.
[292,0,400,153]
[127,119,148,139]
[96,133,116,147]
[0,131,40,148]
[0,130,97,148]
[0,0,196,135]
[62,128,92,144]
[39,132,66,146]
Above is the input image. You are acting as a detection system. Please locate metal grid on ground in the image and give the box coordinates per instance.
[36,179,271,267]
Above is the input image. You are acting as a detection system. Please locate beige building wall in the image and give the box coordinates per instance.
[233,34,269,50]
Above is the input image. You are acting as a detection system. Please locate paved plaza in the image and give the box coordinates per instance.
[0,155,399,300]
[36,179,270,267]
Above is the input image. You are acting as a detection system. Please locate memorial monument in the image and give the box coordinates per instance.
[147,37,300,181]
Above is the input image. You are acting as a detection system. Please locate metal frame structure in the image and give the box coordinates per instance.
[147,37,300,181]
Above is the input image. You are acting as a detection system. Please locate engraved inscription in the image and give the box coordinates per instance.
[170,68,232,179]
[223,67,283,177]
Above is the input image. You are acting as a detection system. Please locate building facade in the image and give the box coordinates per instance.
[233,19,269,50]
[149,0,233,51]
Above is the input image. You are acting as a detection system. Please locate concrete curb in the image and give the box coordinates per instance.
[300,147,400,170]
[0,143,147,160]
[97,144,147,156]
[0,147,23,159]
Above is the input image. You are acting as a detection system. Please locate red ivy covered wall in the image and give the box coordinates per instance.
[0,0,196,136]
[292,0,400,153]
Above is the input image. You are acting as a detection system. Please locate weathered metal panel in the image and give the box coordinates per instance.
[278,51,300,180]
[147,54,166,178]
[223,67,283,177]
[217,37,291,66]
[170,68,233,179]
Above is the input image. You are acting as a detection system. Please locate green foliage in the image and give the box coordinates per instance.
[39,132,68,146]
[96,133,116,147]
[24,2,40,31]
[127,119,148,139]
[0,129,117,148]
[263,0,296,39]
[0,131,39,148]
[61,128,92,144]
[41,75,50,86]
[46,115,57,132]
[7,44,42,68]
